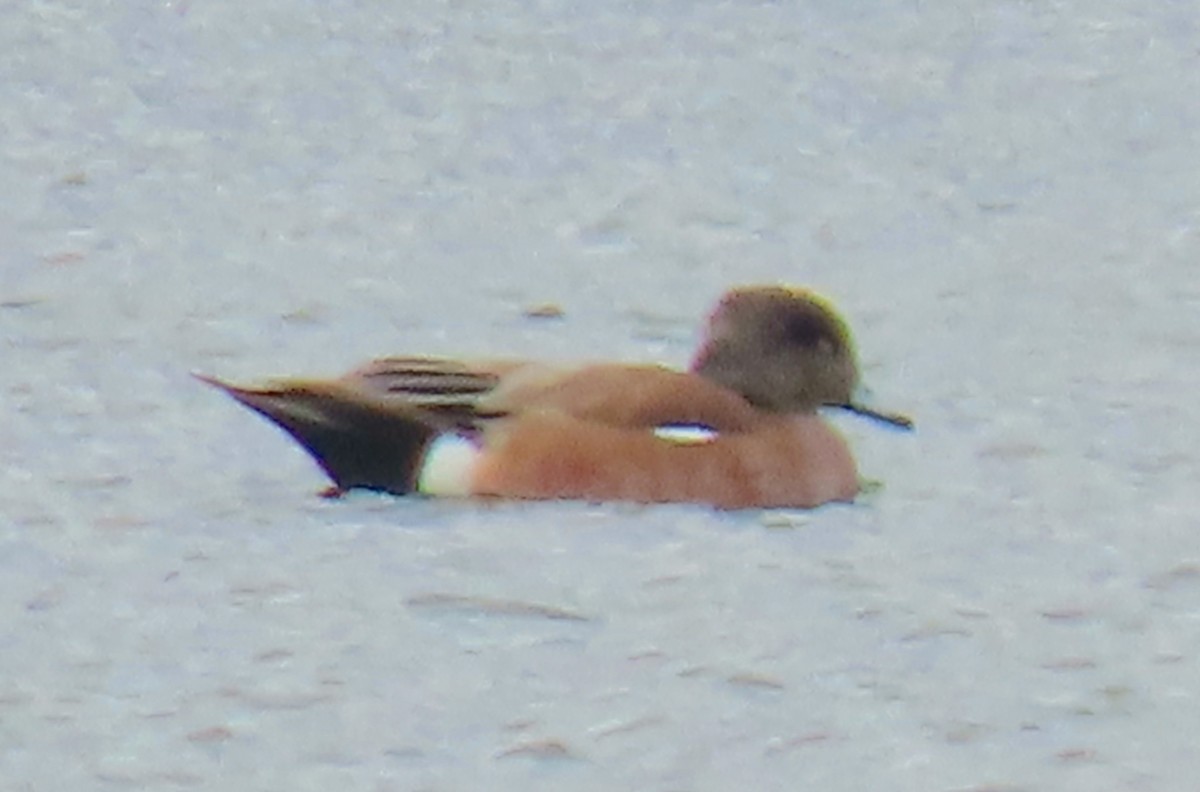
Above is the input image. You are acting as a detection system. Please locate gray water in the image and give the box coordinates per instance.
[3,2,1199,790]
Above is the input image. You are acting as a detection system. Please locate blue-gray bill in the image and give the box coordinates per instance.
[840,402,914,430]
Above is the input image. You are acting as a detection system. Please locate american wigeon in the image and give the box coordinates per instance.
[199,285,911,509]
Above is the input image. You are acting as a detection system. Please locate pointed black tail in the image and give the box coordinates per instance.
[197,374,440,496]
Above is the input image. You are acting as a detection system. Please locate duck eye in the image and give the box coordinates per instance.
[779,312,829,347]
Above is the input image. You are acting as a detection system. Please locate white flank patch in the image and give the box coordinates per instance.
[653,425,718,445]
[416,434,481,497]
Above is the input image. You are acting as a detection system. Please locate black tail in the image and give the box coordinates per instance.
[197,374,440,496]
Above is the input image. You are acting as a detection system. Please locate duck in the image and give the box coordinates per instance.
[197,285,911,509]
